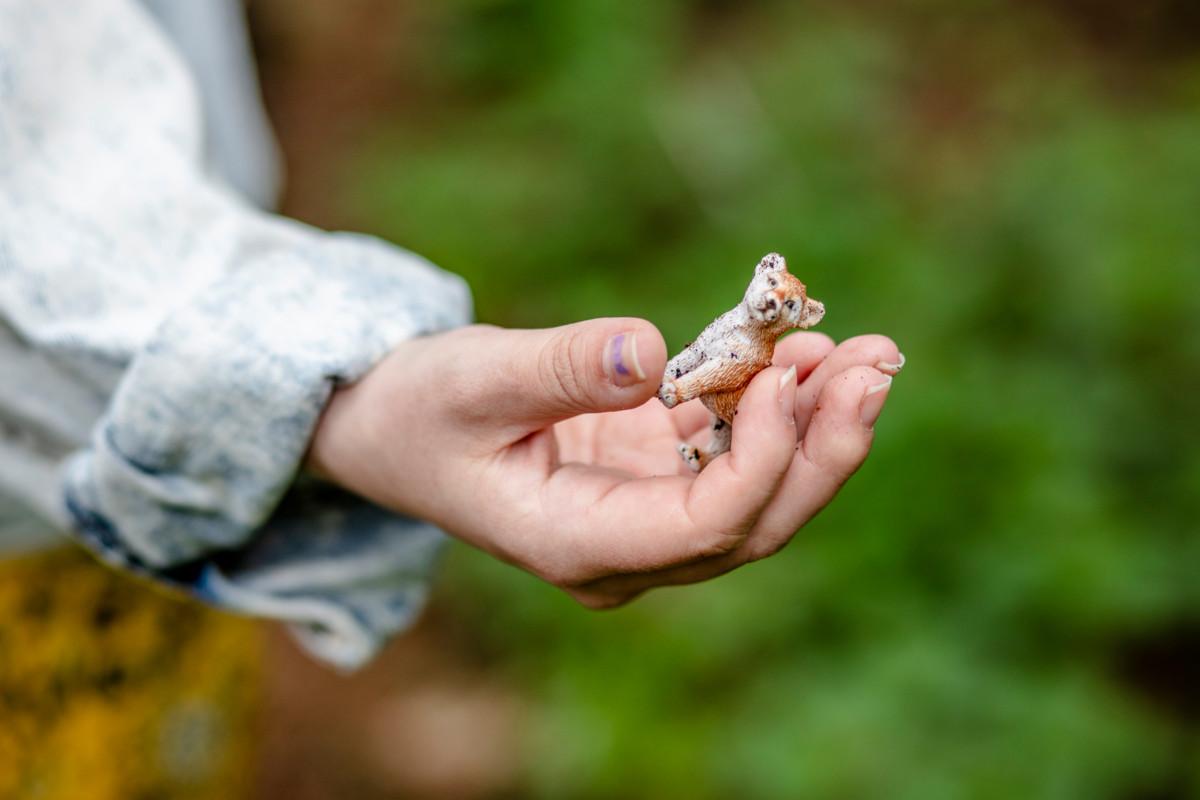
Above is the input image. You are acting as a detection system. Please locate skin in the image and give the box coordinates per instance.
[306,318,902,609]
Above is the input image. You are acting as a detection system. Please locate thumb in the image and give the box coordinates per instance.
[489,317,667,432]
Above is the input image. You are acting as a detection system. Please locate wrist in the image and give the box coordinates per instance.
[305,381,361,488]
[303,344,444,519]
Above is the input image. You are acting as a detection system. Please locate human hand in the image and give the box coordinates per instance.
[306,319,903,607]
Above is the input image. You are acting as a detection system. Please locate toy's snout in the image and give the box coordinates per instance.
[754,292,782,323]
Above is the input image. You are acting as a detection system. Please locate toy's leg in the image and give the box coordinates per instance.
[659,359,744,409]
[677,416,733,472]
[664,346,706,382]
[658,347,706,408]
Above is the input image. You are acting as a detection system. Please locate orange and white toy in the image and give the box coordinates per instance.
[657,253,825,471]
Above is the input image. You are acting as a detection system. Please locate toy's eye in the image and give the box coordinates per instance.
[768,278,777,287]
[785,300,795,309]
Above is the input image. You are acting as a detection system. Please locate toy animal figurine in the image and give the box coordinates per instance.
[657,253,825,471]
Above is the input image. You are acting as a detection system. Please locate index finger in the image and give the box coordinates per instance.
[684,366,799,539]
[535,367,798,581]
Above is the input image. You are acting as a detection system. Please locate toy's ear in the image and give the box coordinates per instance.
[755,253,786,275]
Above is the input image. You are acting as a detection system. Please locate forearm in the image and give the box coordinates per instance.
[1,0,473,669]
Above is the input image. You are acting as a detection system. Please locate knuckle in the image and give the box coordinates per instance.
[744,543,775,563]
[538,331,591,410]
[807,435,869,484]
[745,530,794,562]
[828,365,881,394]
[693,529,746,560]
[810,332,837,352]
[842,334,898,363]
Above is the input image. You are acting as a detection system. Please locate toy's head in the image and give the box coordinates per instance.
[745,253,825,328]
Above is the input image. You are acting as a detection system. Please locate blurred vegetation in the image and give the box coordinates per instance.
[318,0,1198,796]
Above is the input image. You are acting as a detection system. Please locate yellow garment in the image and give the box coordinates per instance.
[0,547,263,799]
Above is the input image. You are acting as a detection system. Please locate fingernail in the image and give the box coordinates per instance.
[778,364,797,420]
[604,332,645,387]
[875,351,906,374]
[860,375,892,427]
[777,364,797,393]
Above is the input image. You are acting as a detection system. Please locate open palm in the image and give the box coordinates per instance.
[308,320,903,607]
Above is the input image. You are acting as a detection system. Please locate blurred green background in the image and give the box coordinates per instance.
[253,0,1199,796]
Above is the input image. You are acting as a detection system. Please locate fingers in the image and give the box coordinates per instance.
[684,366,799,539]
[505,330,899,609]
[794,334,902,432]
[578,364,894,601]
[530,367,798,590]
[743,365,891,560]
[454,318,668,439]
[798,366,890,488]
[774,330,837,380]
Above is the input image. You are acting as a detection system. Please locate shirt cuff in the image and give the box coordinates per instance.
[61,230,472,668]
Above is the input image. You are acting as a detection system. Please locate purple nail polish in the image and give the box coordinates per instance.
[605,332,645,387]
[611,333,630,376]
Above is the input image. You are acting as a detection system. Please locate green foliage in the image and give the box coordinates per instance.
[344,1,1199,796]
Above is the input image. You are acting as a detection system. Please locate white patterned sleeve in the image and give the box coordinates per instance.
[0,0,471,668]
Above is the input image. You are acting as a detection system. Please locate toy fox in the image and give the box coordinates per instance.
[657,253,825,471]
